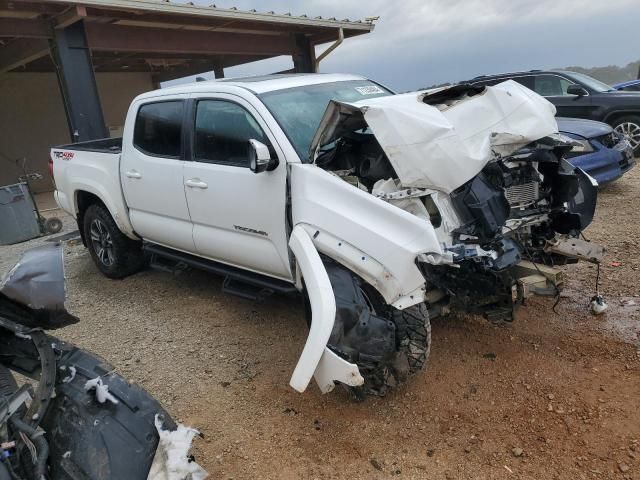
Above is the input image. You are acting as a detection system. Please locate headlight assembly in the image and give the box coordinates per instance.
[570,139,594,153]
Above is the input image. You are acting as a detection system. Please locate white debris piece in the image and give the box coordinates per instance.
[148,415,208,480]
[590,295,608,315]
[62,451,71,459]
[84,377,119,405]
[14,332,32,340]
[62,366,76,384]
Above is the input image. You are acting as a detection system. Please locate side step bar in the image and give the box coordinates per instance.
[144,243,298,300]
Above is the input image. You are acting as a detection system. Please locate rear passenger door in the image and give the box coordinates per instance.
[121,96,196,253]
[183,95,292,280]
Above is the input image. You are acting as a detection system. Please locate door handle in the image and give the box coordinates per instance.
[125,170,142,179]
[185,178,208,189]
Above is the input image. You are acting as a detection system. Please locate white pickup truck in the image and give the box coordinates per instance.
[52,73,603,398]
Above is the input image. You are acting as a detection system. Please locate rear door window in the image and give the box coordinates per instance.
[532,75,573,96]
[134,101,184,158]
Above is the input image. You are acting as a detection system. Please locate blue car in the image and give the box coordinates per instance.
[612,79,640,92]
[557,117,635,185]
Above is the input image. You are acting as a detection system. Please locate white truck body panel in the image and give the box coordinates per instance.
[51,149,137,238]
[289,164,445,308]
[120,93,196,252]
[184,92,292,280]
[288,225,364,393]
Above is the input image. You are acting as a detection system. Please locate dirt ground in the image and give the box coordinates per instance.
[2,167,640,479]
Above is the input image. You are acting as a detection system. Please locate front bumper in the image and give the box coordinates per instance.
[614,138,636,175]
[567,144,623,185]
[567,138,635,186]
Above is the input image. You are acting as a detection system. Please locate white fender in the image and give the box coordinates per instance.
[288,225,364,393]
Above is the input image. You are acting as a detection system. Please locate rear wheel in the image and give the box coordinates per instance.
[612,115,640,155]
[83,204,145,279]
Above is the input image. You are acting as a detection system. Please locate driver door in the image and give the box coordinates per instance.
[183,95,292,280]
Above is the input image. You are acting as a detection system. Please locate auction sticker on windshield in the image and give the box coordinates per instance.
[355,85,385,95]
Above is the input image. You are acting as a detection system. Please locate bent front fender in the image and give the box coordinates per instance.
[288,225,364,393]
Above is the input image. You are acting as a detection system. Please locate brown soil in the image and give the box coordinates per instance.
[2,167,639,480]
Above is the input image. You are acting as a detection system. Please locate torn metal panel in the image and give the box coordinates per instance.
[544,236,605,263]
[290,164,449,308]
[311,80,559,193]
[0,244,78,329]
[313,347,364,393]
[0,244,67,311]
[288,225,366,394]
[288,224,338,393]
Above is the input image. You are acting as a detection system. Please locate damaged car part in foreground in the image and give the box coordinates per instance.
[0,245,206,480]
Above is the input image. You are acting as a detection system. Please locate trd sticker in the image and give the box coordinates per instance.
[355,85,385,95]
[234,225,268,237]
[53,151,74,160]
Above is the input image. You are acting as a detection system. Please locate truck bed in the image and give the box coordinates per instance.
[56,137,122,154]
[51,137,137,237]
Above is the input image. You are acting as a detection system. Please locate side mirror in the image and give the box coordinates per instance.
[248,139,278,173]
[566,85,588,97]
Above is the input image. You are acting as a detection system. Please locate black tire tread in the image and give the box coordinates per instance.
[351,302,431,399]
[83,203,144,279]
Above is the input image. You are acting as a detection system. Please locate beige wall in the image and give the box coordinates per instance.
[0,72,154,192]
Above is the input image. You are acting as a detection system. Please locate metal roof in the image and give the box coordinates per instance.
[0,1,375,77]
[44,0,377,30]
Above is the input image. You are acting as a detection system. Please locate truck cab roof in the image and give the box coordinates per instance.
[142,73,368,99]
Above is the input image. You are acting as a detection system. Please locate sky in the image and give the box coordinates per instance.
[189,0,639,92]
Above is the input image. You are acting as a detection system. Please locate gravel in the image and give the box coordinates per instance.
[1,165,639,479]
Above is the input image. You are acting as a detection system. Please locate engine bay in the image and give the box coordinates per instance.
[315,122,600,321]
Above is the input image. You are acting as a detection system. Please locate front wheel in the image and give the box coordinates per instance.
[83,204,145,279]
[612,115,640,155]
[319,262,431,399]
[353,302,431,399]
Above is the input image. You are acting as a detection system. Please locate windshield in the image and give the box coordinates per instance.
[566,72,614,93]
[259,80,392,162]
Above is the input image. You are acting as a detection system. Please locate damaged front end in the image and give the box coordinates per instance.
[291,81,604,394]
[301,79,602,329]
[425,134,601,321]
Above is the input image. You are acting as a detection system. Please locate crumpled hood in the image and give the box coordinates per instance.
[311,80,559,193]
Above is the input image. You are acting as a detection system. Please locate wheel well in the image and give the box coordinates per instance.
[75,191,106,246]
[604,111,640,126]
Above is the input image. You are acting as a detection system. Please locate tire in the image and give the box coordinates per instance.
[317,262,432,399]
[393,303,432,375]
[41,343,177,480]
[43,217,63,235]
[350,302,431,399]
[83,203,145,279]
[612,115,640,155]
